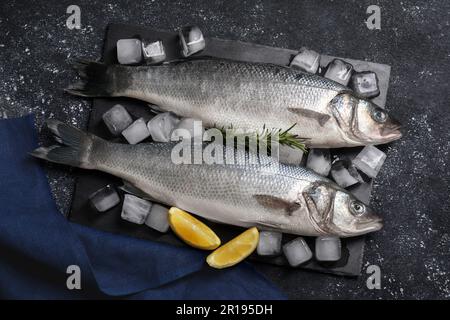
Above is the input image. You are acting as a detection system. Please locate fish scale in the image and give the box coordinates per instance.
[119,59,349,146]
[31,120,384,237]
[91,139,333,234]
[68,58,402,148]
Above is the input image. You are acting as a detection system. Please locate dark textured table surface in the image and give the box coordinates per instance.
[1,0,449,299]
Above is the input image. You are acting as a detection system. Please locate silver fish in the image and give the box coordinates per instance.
[31,120,383,237]
[67,58,402,148]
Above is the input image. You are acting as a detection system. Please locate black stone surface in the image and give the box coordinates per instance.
[0,0,449,299]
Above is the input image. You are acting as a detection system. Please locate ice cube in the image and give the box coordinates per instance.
[315,236,341,261]
[179,26,205,57]
[142,40,166,64]
[102,104,133,136]
[122,118,150,144]
[352,145,386,178]
[351,71,380,98]
[117,39,143,65]
[278,145,304,166]
[347,181,372,204]
[257,231,282,256]
[330,160,359,188]
[306,149,331,176]
[147,112,180,142]
[289,47,320,74]
[282,237,312,267]
[89,184,120,213]
[171,118,205,141]
[121,194,151,224]
[324,59,353,86]
[145,203,170,233]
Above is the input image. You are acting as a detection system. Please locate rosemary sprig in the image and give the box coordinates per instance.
[217,123,308,153]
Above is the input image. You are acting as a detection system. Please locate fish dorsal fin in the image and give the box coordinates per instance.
[253,194,301,215]
[161,55,219,65]
[119,181,156,201]
[287,108,331,126]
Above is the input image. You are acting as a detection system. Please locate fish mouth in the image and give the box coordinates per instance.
[381,122,403,142]
[357,218,383,234]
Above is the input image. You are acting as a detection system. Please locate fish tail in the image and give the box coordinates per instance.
[65,59,118,97]
[30,119,97,169]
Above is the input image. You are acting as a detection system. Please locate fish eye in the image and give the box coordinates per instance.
[350,200,366,216]
[371,109,387,123]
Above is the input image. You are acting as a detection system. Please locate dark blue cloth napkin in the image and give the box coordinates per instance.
[0,115,286,300]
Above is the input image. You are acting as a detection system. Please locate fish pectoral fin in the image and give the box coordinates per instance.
[287,108,331,126]
[253,194,301,216]
[119,181,156,201]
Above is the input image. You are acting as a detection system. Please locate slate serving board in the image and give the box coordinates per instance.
[68,23,391,276]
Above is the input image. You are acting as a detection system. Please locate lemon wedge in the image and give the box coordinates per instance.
[168,207,221,250]
[206,227,259,269]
